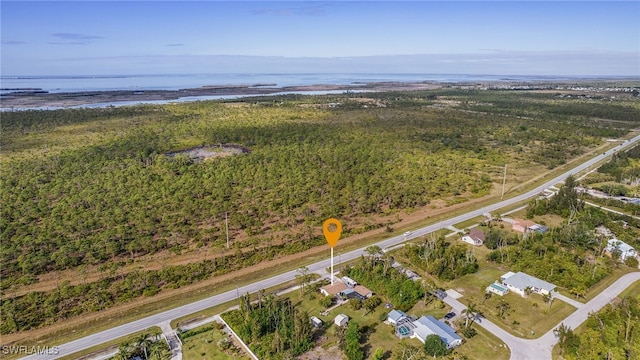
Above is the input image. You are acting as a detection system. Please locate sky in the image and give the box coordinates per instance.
[1,1,639,76]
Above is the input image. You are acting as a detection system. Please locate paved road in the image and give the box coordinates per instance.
[444,272,640,360]
[21,135,640,360]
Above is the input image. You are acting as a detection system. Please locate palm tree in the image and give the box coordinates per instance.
[117,341,131,360]
[422,279,437,306]
[148,340,168,360]
[295,266,310,295]
[364,245,383,269]
[496,298,510,318]
[461,302,479,327]
[543,293,554,310]
[134,333,150,360]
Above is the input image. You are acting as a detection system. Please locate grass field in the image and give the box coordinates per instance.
[453,324,510,360]
[618,279,640,298]
[181,327,250,360]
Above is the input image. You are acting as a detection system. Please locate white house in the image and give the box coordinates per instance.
[387,309,411,326]
[411,316,463,349]
[310,316,323,328]
[501,271,556,297]
[486,282,509,296]
[334,314,349,327]
[605,239,638,261]
[461,228,485,246]
[341,276,358,288]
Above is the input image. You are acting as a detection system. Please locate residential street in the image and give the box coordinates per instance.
[443,272,640,360]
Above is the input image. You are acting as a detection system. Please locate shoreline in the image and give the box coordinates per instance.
[0,82,437,109]
[1,78,638,110]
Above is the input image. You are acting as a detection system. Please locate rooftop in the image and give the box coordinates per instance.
[388,309,409,323]
[414,315,462,346]
[321,281,348,296]
[607,239,636,253]
[502,272,556,292]
[489,283,508,292]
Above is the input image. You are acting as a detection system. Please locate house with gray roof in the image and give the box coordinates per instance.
[501,271,556,297]
[412,316,463,349]
[387,309,411,326]
[390,313,463,349]
[605,239,637,261]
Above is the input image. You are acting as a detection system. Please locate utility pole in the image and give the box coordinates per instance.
[225,212,229,249]
[501,164,507,200]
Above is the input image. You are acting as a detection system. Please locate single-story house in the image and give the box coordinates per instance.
[387,309,411,326]
[512,219,537,234]
[334,314,349,327]
[320,281,348,297]
[461,228,485,246]
[354,285,373,298]
[605,239,638,261]
[528,224,549,234]
[340,285,374,300]
[310,316,323,328]
[501,271,556,297]
[340,288,364,300]
[486,282,509,296]
[412,316,463,349]
[342,276,358,288]
[404,269,421,281]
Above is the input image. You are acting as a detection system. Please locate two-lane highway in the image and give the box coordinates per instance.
[21,134,640,359]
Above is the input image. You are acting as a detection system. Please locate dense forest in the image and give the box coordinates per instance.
[557,296,640,359]
[342,254,424,312]
[1,89,639,334]
[404,236,479,281]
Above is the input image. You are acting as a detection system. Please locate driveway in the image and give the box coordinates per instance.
[443,272,640,360]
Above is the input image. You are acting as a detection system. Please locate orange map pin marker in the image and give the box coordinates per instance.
[323,218,342,248]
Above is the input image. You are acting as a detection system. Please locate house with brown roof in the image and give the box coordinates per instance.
[320,281,348,297]
[512,219,537,234]
[461,228,485,246]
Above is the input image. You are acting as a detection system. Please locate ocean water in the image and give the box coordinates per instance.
[2,73,631,111]
[0,73,600,94]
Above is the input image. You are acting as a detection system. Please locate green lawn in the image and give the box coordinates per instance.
[446,257,579,339]
[452,324,510,360]
[618,279,640,298]
[181,327,250,360]
[481,291,575,338]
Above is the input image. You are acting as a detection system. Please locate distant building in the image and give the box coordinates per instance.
[320,281,348,297]
[605,239,638,261]
[501,271,556,297]
[512,219,537,234]
[461,228,485,246]
[340,284,374,300]
[341,276,358,288]
[486,282,509,296]
[334,314,349,327]
[310,316,323,328]
[528,224,549,234]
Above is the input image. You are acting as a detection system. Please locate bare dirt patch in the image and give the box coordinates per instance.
[167,144,249,161]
